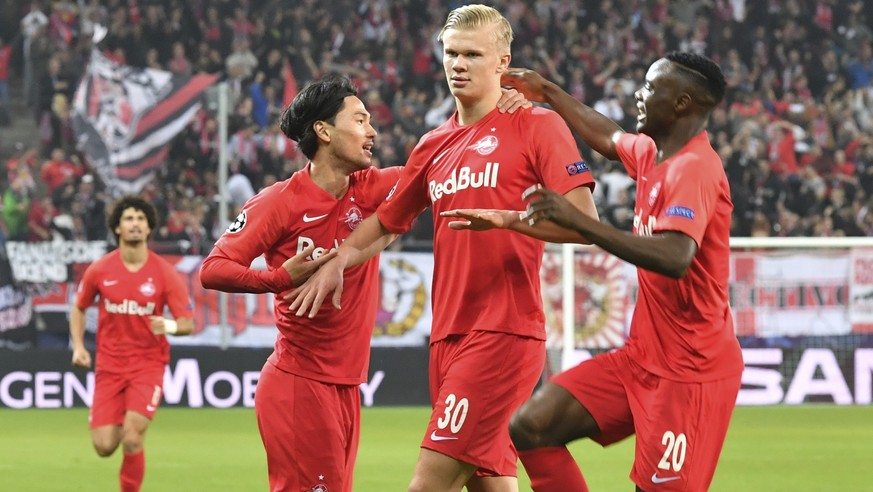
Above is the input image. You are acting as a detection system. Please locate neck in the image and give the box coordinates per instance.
[654,117,708,163]
[120,242,149,266]
[455,89,502,126]
[309,159,351,198]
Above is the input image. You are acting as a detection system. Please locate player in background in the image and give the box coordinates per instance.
[492,52,743,491]
[289,5,598,491]
[199,72,533,491]
[70,195,194,492]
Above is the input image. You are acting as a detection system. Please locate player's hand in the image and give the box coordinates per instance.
[496,88,532,113]
[71,347,92,368]
[500,68,549,103]
[286,256,345,318]
[281,244,338,287]
[440,209,521,231]
[149,315,170,335]
[521,186,585,230]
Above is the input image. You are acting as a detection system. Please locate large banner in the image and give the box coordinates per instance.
[540,248,873,349]
[1,245,433,349]
[71,49,217,195]
[3,244,872,350]
[1,346,870,408]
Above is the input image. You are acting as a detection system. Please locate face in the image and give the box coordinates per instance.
[115,207,151,244]
[441,25,509,103]
[634,59,679,137]
[322,95,377,170]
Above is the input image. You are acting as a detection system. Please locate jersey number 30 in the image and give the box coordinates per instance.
[437,394,469,434]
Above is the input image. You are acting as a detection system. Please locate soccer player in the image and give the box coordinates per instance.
[70,195,194,492]
[289,5,598,491]
[198,74,396,492]
[498,53,744,491]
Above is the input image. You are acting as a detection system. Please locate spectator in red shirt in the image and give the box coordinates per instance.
[27,195,56,241]
[40,148,83,193]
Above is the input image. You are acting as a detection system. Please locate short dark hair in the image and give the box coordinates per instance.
[108,195,158,242]
[665,51,726,107]
[279,73,358,159]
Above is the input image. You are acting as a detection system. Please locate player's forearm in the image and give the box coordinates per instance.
[568,216,694,278]
[335,215,395,269]
[69,306,86,349]
[200,254,293,293]
[541,81,623,161]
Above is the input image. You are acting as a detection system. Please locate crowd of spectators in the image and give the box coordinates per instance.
[2,0,873,257]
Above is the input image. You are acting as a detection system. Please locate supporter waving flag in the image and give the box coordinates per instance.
[71,48,217,195]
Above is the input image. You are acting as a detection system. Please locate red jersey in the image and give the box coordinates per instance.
[201,165,401,385]
[616,131,743,381]
[378,107,594,343]
[75,250,194,371]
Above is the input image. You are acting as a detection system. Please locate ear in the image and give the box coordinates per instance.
[314,121,330,143]
[496,53,511,73]
[675,92,693,113]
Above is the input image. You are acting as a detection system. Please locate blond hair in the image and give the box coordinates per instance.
[438,4,513,53]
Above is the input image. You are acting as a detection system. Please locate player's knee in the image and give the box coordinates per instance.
[92,439,118,457]
[509,405,541,451]
[121,430,145,454]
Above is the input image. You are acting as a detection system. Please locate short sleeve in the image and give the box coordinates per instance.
[615,132,657,180]
[653,155,718,246]
[528,109,595,195]
[75,263,99,309]
[377,141,432,234]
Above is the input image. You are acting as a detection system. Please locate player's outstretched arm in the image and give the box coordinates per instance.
[287,214,396,318]
[441,186,598,244]
[524,187,697,279]
[201,245,335,293]
[501,68,624,161]
[69,305,92,368]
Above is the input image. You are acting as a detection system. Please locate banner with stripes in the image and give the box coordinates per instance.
[71,49,217,195]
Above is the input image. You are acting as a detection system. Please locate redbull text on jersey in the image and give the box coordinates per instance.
[428,162,500,202]
[297,236,342,260]
[634,213,657,237]
[103,299,156,316]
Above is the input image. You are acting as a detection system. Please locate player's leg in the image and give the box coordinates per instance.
[407,448,478,492]
[409,332,543,492]
[510,350,636,492]
[255,361,356,492]
[465,474,518,492]
[89,371,126,457]
[628,372,742,491]
[117,365,163,492]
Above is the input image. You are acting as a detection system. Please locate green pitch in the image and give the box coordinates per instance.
[1,406,870,491]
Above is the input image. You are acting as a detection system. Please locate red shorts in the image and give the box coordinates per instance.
[255,361,361,492]
[90,362,165,428]
[423,331,545,476]
[553,348,741,491]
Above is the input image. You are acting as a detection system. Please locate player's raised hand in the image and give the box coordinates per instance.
[281,244,338,287]
[72,346,92,368]
[440,209,520,231]
[496,88,532,113]
[286,256,345,318]
[500,68,549,103]
[521,186,585,230]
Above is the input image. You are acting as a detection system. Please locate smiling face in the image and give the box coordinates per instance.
[115,207,151,245]
[634,59,681,138]
[320,95,377,171]
[441,24,510,104]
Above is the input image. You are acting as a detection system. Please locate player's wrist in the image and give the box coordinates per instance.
[163,319,178,335]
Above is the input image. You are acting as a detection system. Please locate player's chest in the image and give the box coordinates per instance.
[425,130,530,204]
[98,271,162,315]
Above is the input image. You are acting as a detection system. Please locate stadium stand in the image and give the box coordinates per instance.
[1,0,873,255]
